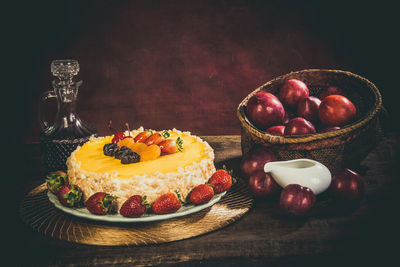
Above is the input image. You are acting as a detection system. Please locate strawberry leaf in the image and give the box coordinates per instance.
[175,189,185,204]
[45,172,67,191]
[161,131,170,139]
[206,183,214,189]
[142,195,151,208]
[176,137,183,152]
[102,194,115,212]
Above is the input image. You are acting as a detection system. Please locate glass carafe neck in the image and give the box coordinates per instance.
[52,80,81,104]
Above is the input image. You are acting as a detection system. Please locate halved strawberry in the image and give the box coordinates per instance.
[120,195,149,218]
[57,184,84,207]
[159,137,183,154]
[208,169,232,193]
[189,184,214,205]
[144,131,170,146]
[46,171,68,194]
[134,131,152,143]
[86,192,116,215]
[152,192,181,214]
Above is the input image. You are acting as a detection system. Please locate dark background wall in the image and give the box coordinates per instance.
[7,0,398,144]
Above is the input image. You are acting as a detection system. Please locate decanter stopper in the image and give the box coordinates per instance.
[51,59,79,84]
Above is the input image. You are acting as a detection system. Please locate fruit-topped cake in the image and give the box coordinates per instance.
[66,126,216,210]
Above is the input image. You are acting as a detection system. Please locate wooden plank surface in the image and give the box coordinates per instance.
[6,134,400,266]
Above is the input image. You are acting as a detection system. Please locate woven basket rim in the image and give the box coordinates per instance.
[237,69,382,144]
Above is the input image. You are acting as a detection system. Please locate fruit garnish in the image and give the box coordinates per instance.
[103,143,119,156]
[158,139,175,154]
[134,131,152,143]
[128,142,148,154]
[120,195,150,218]
[117,137,136,148]
[114,146,132,159]
[176,137,183,152]
[139,144,161,161]
[45,171,68,194]
[57,183,84,207]
[120,150,141,164]
[189,184,214,205]
[208,169,232,193]
[152,192,181,214]
[107,120,116,133]
[112,146,140,164]
[159,137,183,154]
[86,192,117,215]
[221,164,237,185]
[111,133,125,143]
[123,122,134,139]
[108,120,126,143]
[144,132,166,146]
[161,130,170,139]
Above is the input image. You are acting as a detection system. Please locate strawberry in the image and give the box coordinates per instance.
[57,184,84,207]
[46,170,68,194]
[159,137,183,154]
[134,131,152,143]
[120,195,149,218]
[189,184,214,205]
[152,192,182,214]
[208,169,232,193]
[144,131,170,146]
[86,192,116,215]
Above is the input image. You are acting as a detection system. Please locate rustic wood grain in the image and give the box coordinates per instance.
[6,134,400,266]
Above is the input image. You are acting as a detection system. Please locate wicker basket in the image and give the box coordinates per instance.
[237,69,383,172]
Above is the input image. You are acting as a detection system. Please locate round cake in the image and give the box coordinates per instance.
[66,127,216,208]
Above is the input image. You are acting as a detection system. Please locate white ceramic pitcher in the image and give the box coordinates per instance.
[264,159,332,195]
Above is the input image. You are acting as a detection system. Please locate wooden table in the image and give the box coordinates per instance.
[6,134,400,266]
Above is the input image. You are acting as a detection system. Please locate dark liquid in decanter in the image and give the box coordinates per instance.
[40,120,97,172]
[39,60,97,172]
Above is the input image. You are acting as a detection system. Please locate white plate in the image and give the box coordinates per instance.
[48,191,226,223]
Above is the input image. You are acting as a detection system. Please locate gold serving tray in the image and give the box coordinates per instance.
[20,178,252,246]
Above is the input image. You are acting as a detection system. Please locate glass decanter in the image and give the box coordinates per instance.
[39,59,97,171]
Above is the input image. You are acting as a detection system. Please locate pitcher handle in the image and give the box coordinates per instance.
[39,90,57,131]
